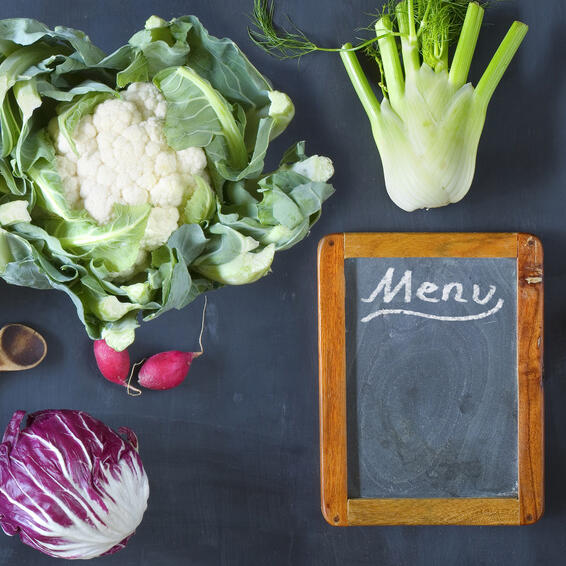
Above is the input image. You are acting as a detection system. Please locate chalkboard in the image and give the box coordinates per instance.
[345,257,518,499]
[318,233,544,526]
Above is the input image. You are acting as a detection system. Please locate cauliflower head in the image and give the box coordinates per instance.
[0,15,335,350]
[49,82,210,261]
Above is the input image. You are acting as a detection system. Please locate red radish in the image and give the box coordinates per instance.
[138,351,201,390]
[93,340,130,386]
[138,297,207,391]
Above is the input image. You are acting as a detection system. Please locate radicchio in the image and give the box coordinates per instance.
[0,410,149,560]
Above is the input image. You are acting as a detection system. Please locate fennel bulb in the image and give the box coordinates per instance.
[251,0,527,211]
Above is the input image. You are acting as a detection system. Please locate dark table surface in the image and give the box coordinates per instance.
[0,0,563,564]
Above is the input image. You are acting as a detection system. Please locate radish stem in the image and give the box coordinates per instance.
[196,295,207,356]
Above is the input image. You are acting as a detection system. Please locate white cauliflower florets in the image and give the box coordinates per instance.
[141,207,180,250]
[121,82,167,121]
[177,147,207,174]
[50,82,209,266]
[151,174,186,207]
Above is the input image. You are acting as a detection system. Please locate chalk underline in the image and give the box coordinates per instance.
[360,298,505,323]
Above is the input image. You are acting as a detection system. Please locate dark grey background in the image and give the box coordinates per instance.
[0,0,562,564]
[345,257,518,499]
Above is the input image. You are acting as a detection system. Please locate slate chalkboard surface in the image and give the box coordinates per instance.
[345,257,518,499]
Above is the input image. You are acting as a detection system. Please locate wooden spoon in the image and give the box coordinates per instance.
[0,324,47,371]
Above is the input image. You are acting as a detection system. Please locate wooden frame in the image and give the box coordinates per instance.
[318,233,544,526]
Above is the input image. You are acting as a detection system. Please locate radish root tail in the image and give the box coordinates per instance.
[126,359,145,396]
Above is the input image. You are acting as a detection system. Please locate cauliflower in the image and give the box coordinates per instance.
[49,82,210,266]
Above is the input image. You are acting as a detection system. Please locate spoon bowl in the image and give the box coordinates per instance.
[0,325,47,371]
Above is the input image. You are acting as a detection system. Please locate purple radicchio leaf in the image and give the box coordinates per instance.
[0,409,149,560]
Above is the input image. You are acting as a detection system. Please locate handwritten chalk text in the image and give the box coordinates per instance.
[361,268,504,323]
